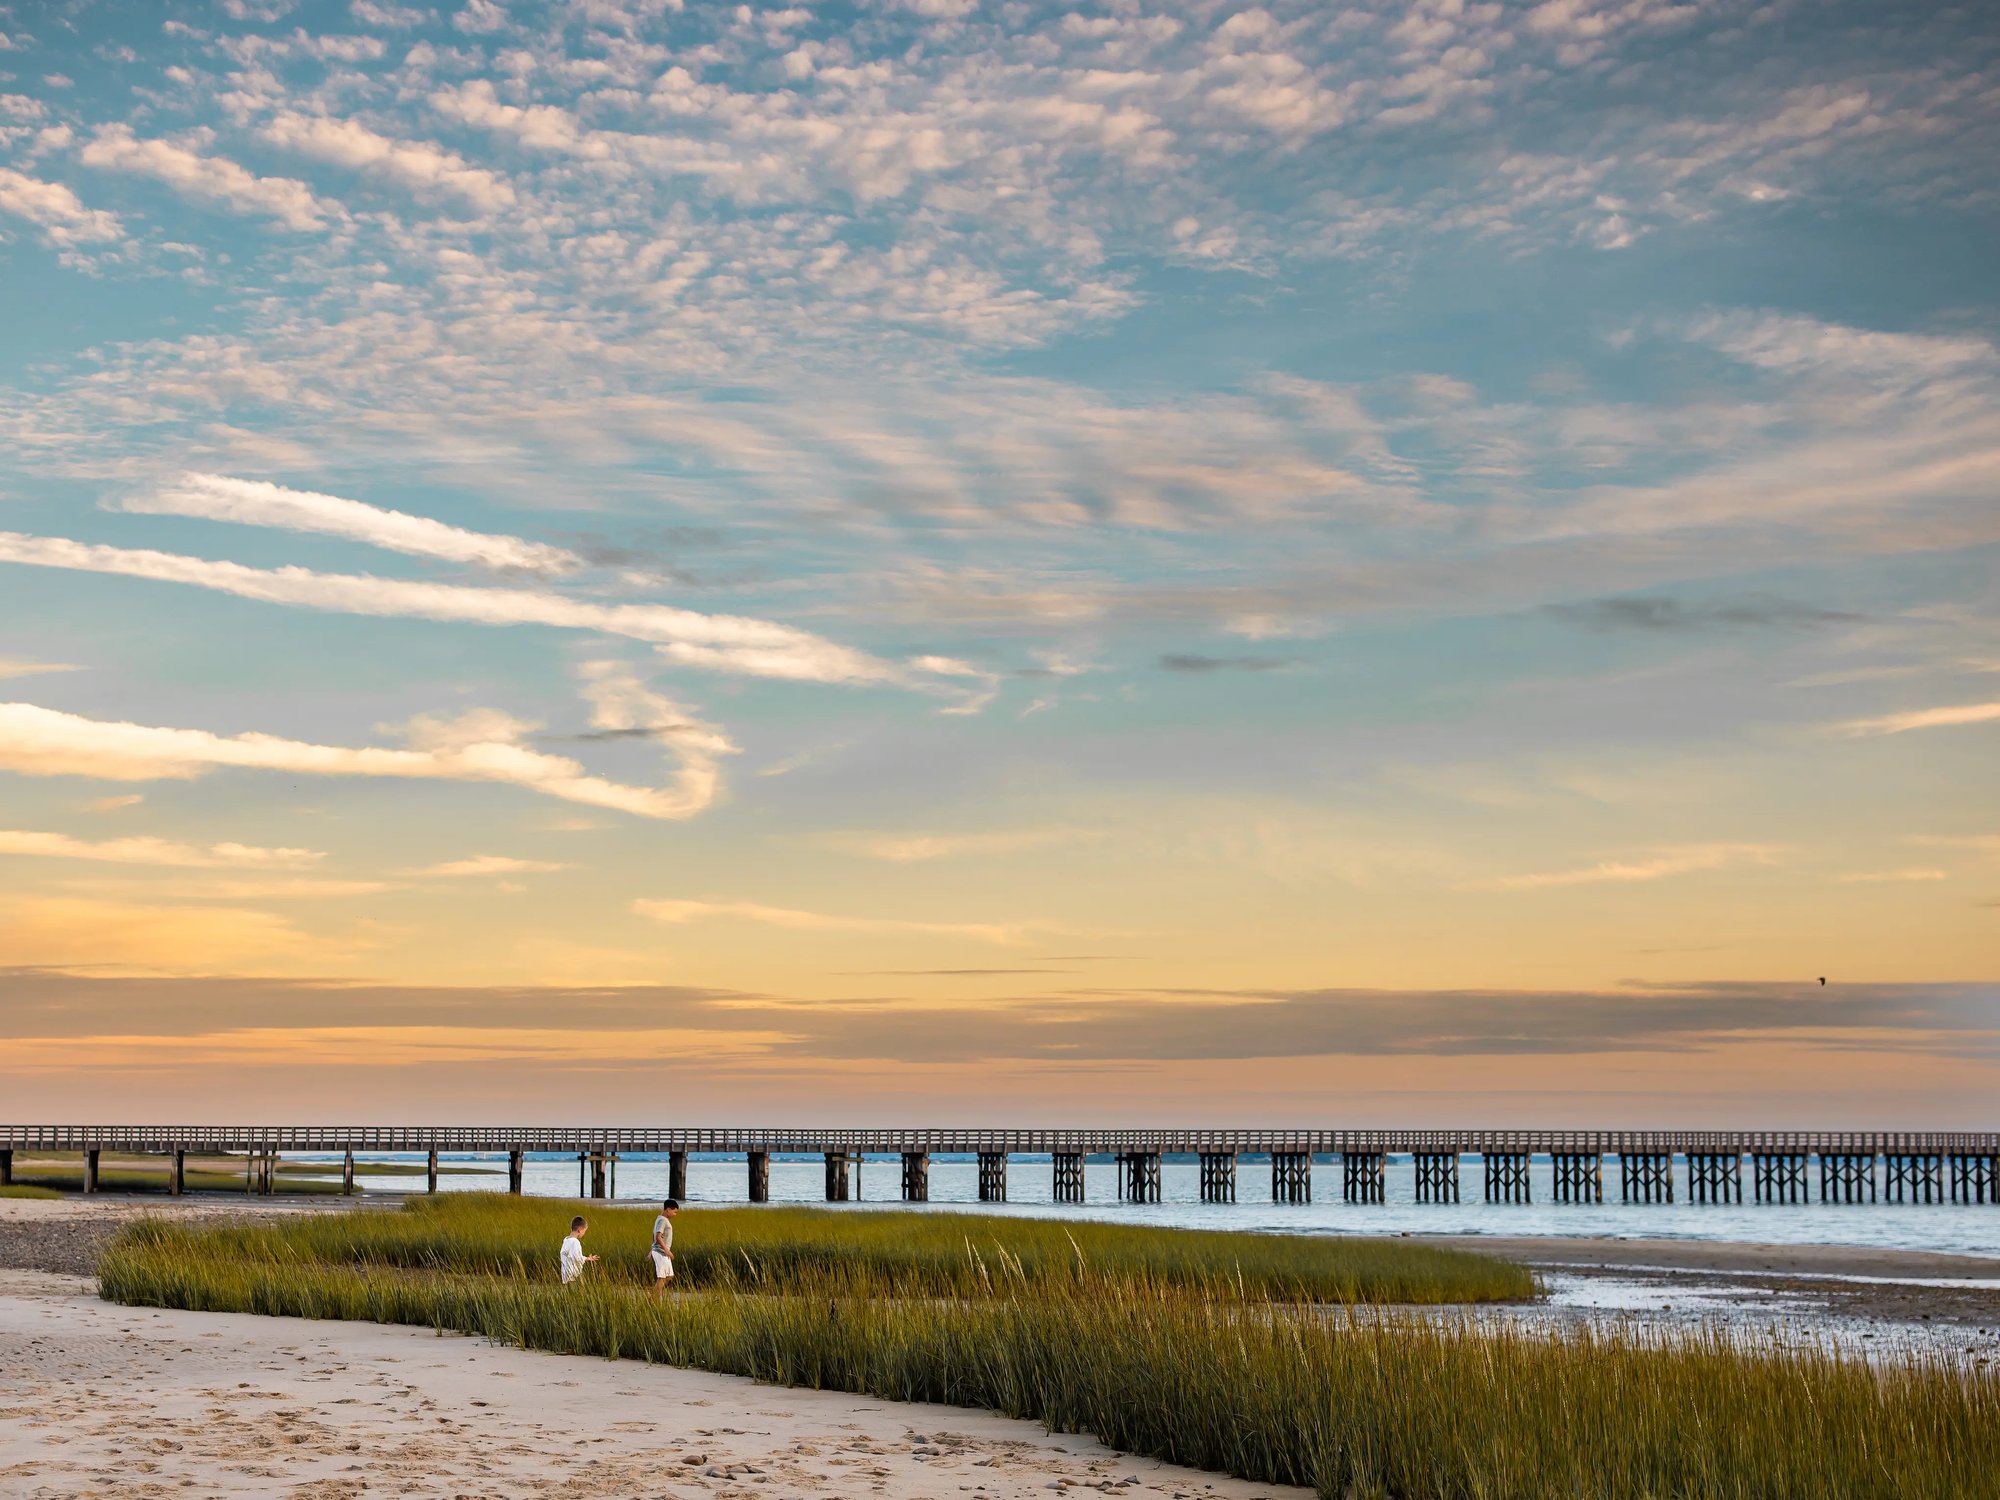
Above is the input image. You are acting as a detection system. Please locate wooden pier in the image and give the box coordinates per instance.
[3,1126,1994,1208]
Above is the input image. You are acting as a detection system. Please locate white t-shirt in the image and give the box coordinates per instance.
[652,1215,674,1255]
[560,1234,586,1284]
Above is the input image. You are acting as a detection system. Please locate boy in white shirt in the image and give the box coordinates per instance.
[651,1199,678,1297]
[560,1215,597,1284]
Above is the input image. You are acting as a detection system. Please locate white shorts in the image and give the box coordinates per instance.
[651,1251,673,1279]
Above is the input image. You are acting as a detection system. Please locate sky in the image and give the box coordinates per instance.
[0,0,1995,1126]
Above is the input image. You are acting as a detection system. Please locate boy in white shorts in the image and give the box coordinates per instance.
[651,1199,678,1297]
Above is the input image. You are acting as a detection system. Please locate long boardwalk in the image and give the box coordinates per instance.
[6,1125,1997,1207]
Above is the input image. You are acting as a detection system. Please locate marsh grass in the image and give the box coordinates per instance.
[7,1157,346,1196]
[0,1183,64,1199]
[148,1193,1529,1303]
[99,1214,2000,1500]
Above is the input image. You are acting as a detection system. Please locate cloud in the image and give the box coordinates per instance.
[3,971,1993,1066]
[0,530,967,693]
[0,829,325,869]
[818,827,1095,862]
[1493,842,1781,890]
[410,854,573,877]
[1158,652,1302,673]
[631,898,1036,945]
[1833,868,1948,884]
[0,168,123,245]
[1542,596,1865,633]
[259,112,516,212]
[78,126,332,231]
[0,898,334,969]
[122,473,582,573]
[1837,701,2000,736]
[0,659,79,680]
[83,795,144,812]
[0,696,727,820]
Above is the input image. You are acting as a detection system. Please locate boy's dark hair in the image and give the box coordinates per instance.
[663,1199,679,1211]
[570,1215,587,1231]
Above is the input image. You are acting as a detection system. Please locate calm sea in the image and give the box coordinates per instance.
[319,1153,2000,1259]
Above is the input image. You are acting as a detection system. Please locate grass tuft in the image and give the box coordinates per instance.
[0,1183,65,1199]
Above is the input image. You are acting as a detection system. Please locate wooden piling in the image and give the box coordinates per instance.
[669,1150,688,1202]
[1341,1152,1385,1205]
[1118,1151,1162,1204]
[1947,1153,1996,1205]
[747,1149,770,1203]
[824,1151,852,1202]
[83,1147,101,1195]
[1200,1160,1232,1208]
[506,1149,524,1195]
[1483,1152,1531,1204]
[1885,1152,1942,1205]
[1753,1152,1808,1204]
[1618,1152,1673,1204]
[1052,1151,1085,1203]
[900,1150,930,1203]
[1413,1150,1459,1204]
[1271,1151,1311,1204]
[1687,1152,1742,1204]
[169,1148,185,1197]
[427,1147,440,1195]
[0,1148,12,1187]
[1551,1151,1603,1204]
[1820,1152,1876,1204]
[977,1150,1007,1202]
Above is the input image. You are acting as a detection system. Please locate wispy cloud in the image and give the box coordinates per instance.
[410,854,572,877]
[0,531,971,693]
[0,829,324,869]
[1833,868,1948,884]
[121,473,582,573]
[0,659,79,680]
[817,828,1096,862]
[1158,652,1302,673]
[1543,596,1864,633]
[1837,701,2000,736]
[631,898,1038,945]
[1493,843,1782,891]
[0,695,726,820]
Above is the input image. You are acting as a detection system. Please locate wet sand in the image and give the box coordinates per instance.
[1424,1233,2000,1333]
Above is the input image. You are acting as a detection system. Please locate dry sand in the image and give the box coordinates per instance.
[0,1264,1304,1500]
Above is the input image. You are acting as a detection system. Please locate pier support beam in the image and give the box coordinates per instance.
[1484,1152,1530,1204]
[1413,1151,1459,1204]
[0,1148,12,1187]
[427,1148,440,1195]
[1885,1153,1942,1205]
[1820,1153,1876,1204]
[669,1151,689,1203]
[1551,1152,1602,1205]
[342,1149,355,1196]
[1342,1152,1385,1205]
[169,1149,185,1197]
[1198,1151,1237,1204]
[1271,1151,1311,1204]
[84,1147,101,1194]
[1052,1151,1085,1204]
[824,1152,853,1202]
[747,1150,770,1204]
[1753,1153,1808,1205]
[900,1151,930,1203]
[977,1151,1007,1203]
[1948,1154,1997,1205]
[1619,1153,1673,1205]
[1687,1153,1741,1204]
[1118,1151,1162,1204]
[506,1149,524,1195]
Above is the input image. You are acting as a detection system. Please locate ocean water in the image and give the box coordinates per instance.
[321,1153,2000,1259]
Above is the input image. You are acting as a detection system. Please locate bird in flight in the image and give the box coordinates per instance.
[1818,977,1827,986]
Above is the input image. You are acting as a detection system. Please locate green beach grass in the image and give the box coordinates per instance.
[95,1200,2000,1498]
[153,1193,1529,1303]
[0,1184,64,1200]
